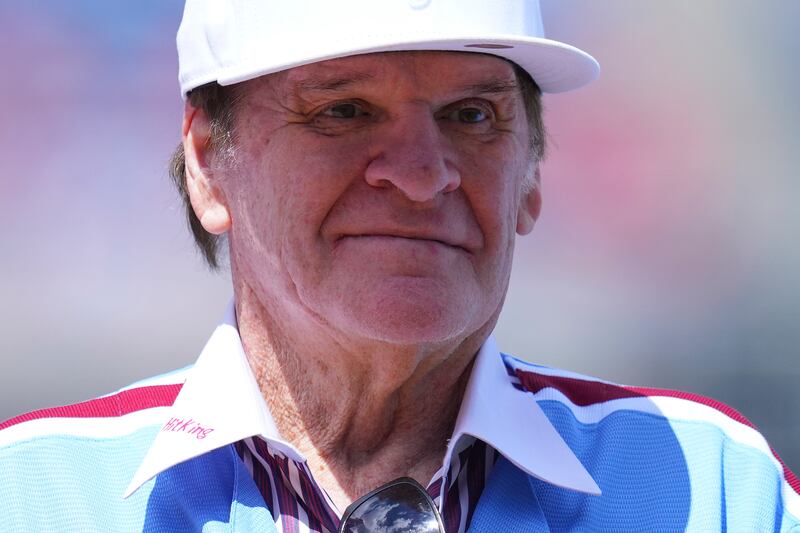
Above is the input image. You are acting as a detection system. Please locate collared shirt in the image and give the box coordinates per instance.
[124,302,598,531]
[1,303,798,531]
[234,435,498,533]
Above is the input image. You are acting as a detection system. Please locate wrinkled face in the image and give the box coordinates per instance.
[210,51,540,345]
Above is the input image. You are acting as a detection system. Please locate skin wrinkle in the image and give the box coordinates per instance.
[169,55,543,269]
[238,277,481,487]
[187,51,541,508]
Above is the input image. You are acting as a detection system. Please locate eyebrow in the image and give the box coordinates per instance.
[456,77,520,97]
[289,72,520,98]
[292,72,376,93]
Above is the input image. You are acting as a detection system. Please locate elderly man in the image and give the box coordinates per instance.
[1,1,798,531]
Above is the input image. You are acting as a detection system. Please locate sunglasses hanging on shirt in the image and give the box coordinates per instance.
[338,477,445,533]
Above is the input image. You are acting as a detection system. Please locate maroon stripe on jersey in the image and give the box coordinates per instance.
[426,476,443,500]
[441,481,461,531]
[514,367,800,496]
[276,455,302,533]
[259,441,303,532]
[441,480,462,532]
[238,440,275,514]
[294,466,324,533]
[245,438,335,532]
[0,384,183,430]
[441,444,472,532]
[514,370,645,407]
[297,463,338,532]
[239,435,496,533]
[253,444,273,498]
[465,441,488,528]
[247,439,296,531]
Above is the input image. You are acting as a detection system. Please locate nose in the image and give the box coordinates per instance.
[364,107,461,203]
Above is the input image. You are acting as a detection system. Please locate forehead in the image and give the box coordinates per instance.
[245,51,521,100]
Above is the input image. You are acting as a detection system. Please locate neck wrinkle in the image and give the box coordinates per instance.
[233,281,489,502]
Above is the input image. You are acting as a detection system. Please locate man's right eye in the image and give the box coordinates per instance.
[320,102,366,119]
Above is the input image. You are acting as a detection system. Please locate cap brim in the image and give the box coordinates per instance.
[210,35,598,94]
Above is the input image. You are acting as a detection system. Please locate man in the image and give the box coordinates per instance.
[1,0,798,531]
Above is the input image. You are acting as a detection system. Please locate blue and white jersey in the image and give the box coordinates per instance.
[1,304,798,531]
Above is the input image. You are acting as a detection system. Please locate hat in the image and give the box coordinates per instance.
[177,0,599,97]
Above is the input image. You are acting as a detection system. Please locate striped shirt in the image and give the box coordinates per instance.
[4,303,797,530]
[235,435,499,533]
[1,344,799,530]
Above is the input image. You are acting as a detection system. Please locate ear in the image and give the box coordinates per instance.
[183,101,232,235]
[516,166,542,236]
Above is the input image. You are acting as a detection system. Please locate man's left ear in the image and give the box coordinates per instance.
[516,166,542,235]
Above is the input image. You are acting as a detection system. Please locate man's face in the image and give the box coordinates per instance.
[209,51,540,345]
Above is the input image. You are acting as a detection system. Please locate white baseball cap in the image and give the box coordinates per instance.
[177,0,599,97]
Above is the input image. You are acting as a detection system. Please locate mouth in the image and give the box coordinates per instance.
[335,234,472,255]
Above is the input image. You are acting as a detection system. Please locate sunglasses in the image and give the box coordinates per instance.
[338,477,446,533]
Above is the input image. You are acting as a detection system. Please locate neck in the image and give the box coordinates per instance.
[234,284,489,509]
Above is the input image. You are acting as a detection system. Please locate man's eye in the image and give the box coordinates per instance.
[445,104,492,124]
[457,107,488,123]
[320,103,366,119]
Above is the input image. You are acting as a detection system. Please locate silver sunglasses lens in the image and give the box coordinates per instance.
[340,481,442,533]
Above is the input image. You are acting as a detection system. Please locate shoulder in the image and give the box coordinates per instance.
[0,367,189,531]
[501,352,788,463]
[503,352,765,429]
[500,353,800,530]
[0,366,188,445]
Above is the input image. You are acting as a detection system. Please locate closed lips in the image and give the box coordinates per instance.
[336,233,473,253]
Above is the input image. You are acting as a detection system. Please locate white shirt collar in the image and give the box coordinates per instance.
[125,302,599,498]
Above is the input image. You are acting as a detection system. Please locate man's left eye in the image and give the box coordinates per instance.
[445,104,491,124]
[320,102,366,119]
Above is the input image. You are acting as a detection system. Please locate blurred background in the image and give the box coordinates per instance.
[0,1,797,473]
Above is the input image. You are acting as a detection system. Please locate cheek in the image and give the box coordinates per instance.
[463,154,526,241]
[235,134,359,226]
[232,132,376,288]
[459,155,527,302]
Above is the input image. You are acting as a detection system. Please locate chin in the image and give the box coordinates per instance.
[349,313,467,345]
[328,277,482,345]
